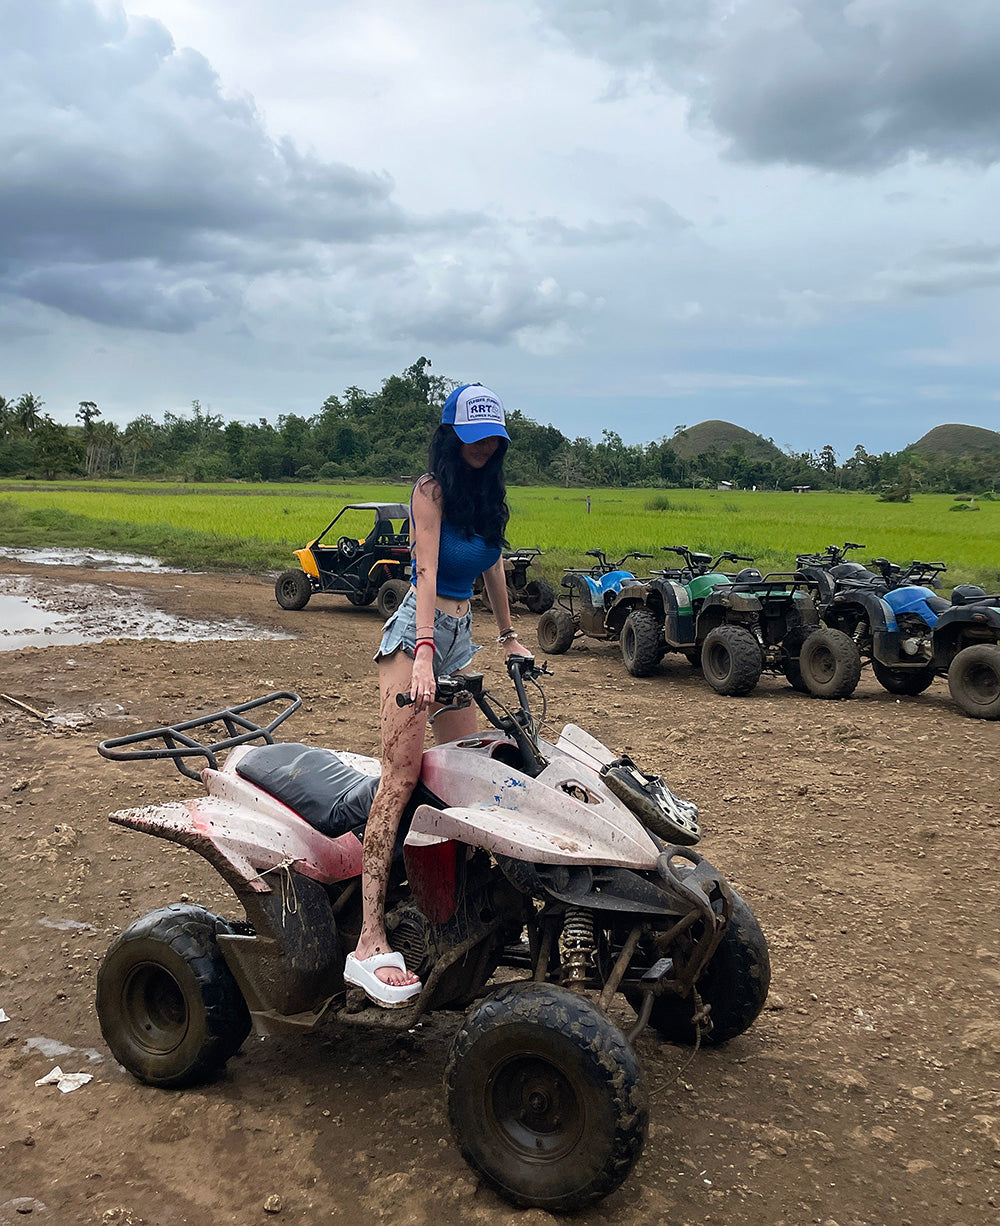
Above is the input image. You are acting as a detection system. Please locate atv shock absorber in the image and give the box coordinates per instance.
[559,907,596,987]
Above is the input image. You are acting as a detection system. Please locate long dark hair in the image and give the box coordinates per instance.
[426,425,509,549]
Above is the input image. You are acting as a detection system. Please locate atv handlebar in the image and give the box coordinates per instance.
[395,655,551,710]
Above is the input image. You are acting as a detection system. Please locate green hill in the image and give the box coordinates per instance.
[668,420,784,461]
[908,423,1000,456]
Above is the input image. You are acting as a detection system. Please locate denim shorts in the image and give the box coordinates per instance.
[374,586,481,676]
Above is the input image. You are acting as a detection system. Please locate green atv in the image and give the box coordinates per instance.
[616,545,858,699]
[274,502,412,619]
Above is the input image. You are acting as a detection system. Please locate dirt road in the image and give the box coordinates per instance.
[1,560,998,1225]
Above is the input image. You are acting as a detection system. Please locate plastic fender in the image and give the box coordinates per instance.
[686,573,733,602]
[830,591,896,633]
[931,603,1000,666]
[416,740,660,868]
[884,585,940,627]
[598,569,636,594]
[110,769,366,891]
[798,565,836,605]
[295,548,320,580]
[652,577,695,647]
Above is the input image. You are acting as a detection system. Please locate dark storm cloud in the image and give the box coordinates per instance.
[0,0,419,331]
[536,0,1000,171]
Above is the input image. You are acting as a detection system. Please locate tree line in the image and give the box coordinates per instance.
[2,359,998,494]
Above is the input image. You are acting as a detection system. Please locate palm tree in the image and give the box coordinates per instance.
[0,396,14,437]
[15,392,45,433]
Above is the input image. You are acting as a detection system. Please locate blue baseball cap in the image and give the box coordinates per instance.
[441,384,510,444]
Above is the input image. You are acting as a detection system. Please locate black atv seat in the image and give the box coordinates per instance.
[236,743,379,838]
[926,596,952,616]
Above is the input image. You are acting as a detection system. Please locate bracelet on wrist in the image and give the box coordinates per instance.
[414,638,436,655]
[497,627,519,645]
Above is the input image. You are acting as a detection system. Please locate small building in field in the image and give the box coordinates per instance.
[792,485,811,494]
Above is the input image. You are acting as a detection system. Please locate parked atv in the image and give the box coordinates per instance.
[803,557,1000,718]
[616,545,858,699]
[475,546,555,614]
[274,502,412,619]
[95,662,769,1211]
[535,550,653,654]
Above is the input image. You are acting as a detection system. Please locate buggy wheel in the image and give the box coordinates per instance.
[872,660,936,696]
[781,624,817,692]
[799,627,861,698]
[445,983,647,1212]
[536,608,577,654]
[948,644,1000,719]
[274,569,311,610]
[95,905,251,1088]
[347,591,375,606]
[620,609,661,677]
[701,625,762,696]
[628,888,770,1046]
[522,579,555,614]
[376,578,412,619]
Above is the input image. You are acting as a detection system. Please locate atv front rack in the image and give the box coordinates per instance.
[98,692,302,780]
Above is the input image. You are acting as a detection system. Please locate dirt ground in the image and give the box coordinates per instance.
[1,560,998,1226]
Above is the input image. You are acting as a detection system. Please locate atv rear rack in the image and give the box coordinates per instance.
[98,692,301,780]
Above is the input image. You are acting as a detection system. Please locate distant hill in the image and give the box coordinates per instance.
[668,420,784,462]
[908,423,1000,456]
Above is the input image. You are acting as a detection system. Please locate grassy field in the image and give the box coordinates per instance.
[0,480,997,588]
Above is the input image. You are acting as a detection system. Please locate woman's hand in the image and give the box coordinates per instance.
[503,637,534,660]
[410,649,437,711]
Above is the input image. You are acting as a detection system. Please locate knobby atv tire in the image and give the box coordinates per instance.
[95,904,251,1089]
[376,578,412,620]
[798,627,862,699]
[620,609,662,677]
[701,625,762,696]
[948,644,1000,719]
[628,887,770,1046]
[872,660,936,696]
[274,569,311,610]
[521,578,556,614]
[445,983,647,1212]
[536,608,577,654]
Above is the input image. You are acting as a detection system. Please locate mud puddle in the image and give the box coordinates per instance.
[0,546,188,572]
[0,573,291,652]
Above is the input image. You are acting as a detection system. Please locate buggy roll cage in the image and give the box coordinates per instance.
[98,693,302,781]
[311,503,410,549]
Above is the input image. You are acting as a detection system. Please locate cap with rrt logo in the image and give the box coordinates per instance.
[441,384,510,444]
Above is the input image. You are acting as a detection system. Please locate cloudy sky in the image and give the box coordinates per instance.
[3,0,1000,454]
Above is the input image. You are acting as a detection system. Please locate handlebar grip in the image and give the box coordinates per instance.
[395,692,415,707]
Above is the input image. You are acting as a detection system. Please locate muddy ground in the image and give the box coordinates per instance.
[1,560,998,1226]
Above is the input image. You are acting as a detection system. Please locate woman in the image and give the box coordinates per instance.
[344,384,533,1007]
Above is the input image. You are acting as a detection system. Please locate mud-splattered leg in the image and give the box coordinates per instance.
[353,651,425,988]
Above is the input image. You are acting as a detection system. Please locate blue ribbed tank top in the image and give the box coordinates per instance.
[410,482,502,600]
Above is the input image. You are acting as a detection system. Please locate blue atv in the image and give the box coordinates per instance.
[535,550,653,654]
[798,548,1000,718]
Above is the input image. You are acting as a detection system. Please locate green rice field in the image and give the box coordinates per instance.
[0,481,997,588]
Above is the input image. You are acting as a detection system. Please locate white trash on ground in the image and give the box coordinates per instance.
[34,1066,93,1093]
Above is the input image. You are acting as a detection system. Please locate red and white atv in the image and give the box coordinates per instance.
[96,657,769,1212]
